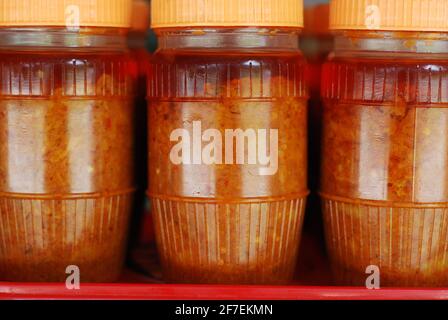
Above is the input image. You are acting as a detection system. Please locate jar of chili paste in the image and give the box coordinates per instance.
[321,0,448,286]
[148,0,308,284]
[0,0,135,282]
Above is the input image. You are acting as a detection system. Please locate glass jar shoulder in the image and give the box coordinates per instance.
[149,50,307,100]
[0,51,135,98]
[323,55,448,104]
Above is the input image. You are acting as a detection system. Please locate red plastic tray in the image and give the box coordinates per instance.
[1,282,448,300]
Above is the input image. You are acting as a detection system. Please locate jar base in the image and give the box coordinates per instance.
[151,196,307,285]
[0,192,133,283]
[322,195,448,287]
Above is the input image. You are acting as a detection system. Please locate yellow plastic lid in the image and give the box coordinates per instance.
[151,0,304,29]
[330,0,448,32]
[0,0,132,28]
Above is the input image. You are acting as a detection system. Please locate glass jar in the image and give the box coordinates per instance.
[0,1,135,282]
[321,0,448,286]
[148,0,308,284]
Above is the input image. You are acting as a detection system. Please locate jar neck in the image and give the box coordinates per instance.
[0,27,128,52]
[334,30,448,58]
[156,27,301,52]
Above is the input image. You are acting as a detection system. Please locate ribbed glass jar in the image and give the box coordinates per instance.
[0,27,135,282]
[148,28,308,284]
[321,31,448,287]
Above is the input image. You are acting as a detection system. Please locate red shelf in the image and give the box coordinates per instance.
[1,282,448,300]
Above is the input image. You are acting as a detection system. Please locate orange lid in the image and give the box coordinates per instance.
[304,4,330,36]
[131,0,150,32]
[331,0,448,32]
[151,0,304,29]
[0,0,132,28]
